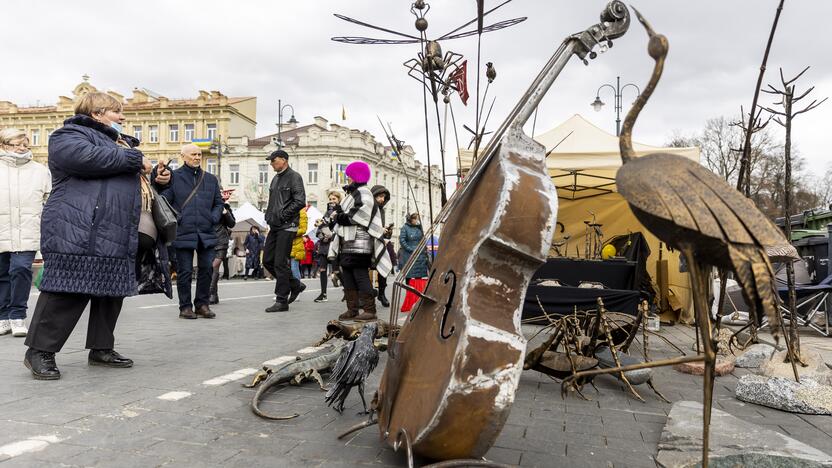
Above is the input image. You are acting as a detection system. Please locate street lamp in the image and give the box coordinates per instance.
[590,76,640,136]
[276,99,298,148]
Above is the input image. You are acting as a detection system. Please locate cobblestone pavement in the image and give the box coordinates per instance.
[1,279,831,467]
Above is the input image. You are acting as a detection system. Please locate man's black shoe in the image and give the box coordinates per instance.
[288,283,307,304]
[88,349,134,368]
[24,348,60,380]
[208,294,219,305]
[265,301,289,313]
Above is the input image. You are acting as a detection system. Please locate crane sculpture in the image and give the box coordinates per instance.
[614,10,785,467]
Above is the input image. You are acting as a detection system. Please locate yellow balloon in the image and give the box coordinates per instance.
[601,244,616,260]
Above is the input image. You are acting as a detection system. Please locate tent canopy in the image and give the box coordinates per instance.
[459,114,700,200]
[458,114,700,320]
[232,202,267,229]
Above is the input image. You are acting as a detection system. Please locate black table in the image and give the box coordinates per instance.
[532,257,637,290]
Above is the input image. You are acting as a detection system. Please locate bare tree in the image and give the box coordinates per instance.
[761,65,827,368]
[245,180,269,211]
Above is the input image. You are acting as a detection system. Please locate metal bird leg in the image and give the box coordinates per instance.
[684,250,716,468]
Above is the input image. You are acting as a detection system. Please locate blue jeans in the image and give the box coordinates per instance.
[291,259,301,280]
[175,246,215,310]
[0,251,36,320]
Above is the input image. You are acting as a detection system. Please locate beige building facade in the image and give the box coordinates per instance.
[0,77,256,164]
[215,116,443,233]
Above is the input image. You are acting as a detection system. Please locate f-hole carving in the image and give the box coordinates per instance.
[439,270,457,340]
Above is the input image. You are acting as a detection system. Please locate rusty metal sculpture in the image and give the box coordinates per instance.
[370,3,631,462]
[596,10,784,467]
[525,299,675,403]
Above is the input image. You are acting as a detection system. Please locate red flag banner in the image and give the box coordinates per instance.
[449,60,469,106]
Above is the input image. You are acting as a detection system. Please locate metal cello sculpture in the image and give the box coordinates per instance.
[375,2,631,461]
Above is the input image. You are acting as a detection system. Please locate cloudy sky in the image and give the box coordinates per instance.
[2,0,829,177]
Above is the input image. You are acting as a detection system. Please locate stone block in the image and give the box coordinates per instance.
[656,400,832,467]
[734,343,775,368]
[761,348,832,385]
[735,375,832,415]
[673,357,735,376]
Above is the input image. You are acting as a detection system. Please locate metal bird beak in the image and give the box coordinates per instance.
[629,5,656,37]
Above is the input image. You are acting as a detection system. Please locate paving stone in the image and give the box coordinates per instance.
[656,400,832,467]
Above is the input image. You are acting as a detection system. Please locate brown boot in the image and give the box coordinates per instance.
[195,304,216,319]
[355,291,378,322]
[338,289,360,320]
[179,306,197,320]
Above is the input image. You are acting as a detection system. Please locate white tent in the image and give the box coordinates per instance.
[232,202,267,229]
[460,114,700,200]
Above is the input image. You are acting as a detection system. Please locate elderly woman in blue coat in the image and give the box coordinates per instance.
[24,92,170,380]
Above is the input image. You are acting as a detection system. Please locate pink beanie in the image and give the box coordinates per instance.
[345,161,371,184]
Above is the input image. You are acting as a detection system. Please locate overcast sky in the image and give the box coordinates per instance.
[2,0,829,177]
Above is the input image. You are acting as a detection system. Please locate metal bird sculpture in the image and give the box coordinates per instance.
[485,61,496,82]
[615,10,784,467]
[325,322,380,414]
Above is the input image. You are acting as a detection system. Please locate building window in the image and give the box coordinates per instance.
[335,163,348,184]
[308,162,319,185]
[184,124,195,141]
[148,125,159,143]
[206,158,217,175]
[259,163,269,185]
[207,123,217,141]
[133,126,142,141]
[31,129,40,146]
[169,160,179,170]
[230,164,240,185]
[168,124,179,142]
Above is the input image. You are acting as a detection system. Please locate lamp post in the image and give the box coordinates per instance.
[277,99,298,148]
[590,76,640,136]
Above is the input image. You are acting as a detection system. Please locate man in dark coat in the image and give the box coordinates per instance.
[263,149,306,312]
[153,144,223,319]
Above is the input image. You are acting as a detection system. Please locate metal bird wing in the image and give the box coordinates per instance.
[616,153,784,330]
[324,326,380,409]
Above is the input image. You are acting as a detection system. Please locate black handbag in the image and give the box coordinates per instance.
[150,185,178,246]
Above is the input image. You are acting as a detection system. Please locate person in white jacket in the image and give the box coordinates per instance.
[0,128,51,337]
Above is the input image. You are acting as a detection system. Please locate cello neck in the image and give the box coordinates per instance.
[470,1,631,175]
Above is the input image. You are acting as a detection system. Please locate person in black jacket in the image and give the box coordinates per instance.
[153,144,223,319]
[209,190,236,305]
[313,191,342,302]
[263,149,306,312]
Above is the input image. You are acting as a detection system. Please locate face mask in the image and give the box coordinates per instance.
[328,202,337,209]
[110,122,123,133]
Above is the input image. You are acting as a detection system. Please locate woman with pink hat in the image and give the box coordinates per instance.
[327,161,393,321]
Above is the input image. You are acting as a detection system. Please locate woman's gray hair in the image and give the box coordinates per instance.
[0,128,28,145]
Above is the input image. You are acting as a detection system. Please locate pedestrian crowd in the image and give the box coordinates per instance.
[1,91,433,381]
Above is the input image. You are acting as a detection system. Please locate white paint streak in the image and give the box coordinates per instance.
[0,434,64,458]
[467,319,526,350]
[450,363,522,409]
[297,346,325,354]
[202,368,258,386]
[157,391,193,401]
[263,355,298,367]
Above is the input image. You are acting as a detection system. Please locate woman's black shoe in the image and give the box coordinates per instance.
[24,348,61,380]
[88,349,134,368]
